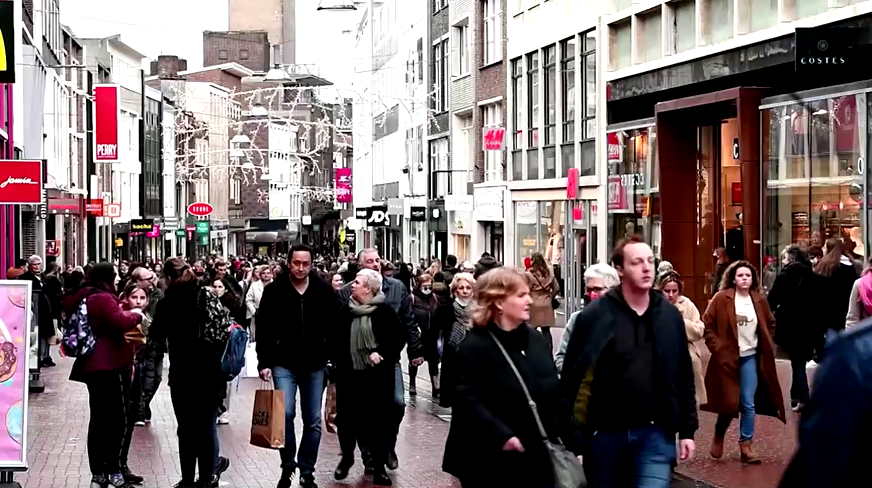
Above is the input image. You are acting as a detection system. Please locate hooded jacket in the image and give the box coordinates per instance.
[65,286,141,382]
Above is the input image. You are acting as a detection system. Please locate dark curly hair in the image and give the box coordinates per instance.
[719,260,760,292]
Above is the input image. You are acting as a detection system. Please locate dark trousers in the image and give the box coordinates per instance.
[789,354,810,405]
[138,344,164,421]
[336,366,401,469]
[121,365,140,466]
[86,368,132,476]
[171,386,220,483]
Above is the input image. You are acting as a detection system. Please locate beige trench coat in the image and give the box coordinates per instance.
[673,295,707,406]
[526,269,559,328]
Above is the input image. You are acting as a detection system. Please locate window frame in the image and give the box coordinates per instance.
[452,23,470,77]
[511,58,524,150]
[483,103,503,181]
[544,45,557,146]
[561,37,576,143]
[483,0,503,65]
[527,51,539,148]
[580,30,596,141]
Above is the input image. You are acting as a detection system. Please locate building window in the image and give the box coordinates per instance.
[581,31,596,141]
[637,8,662,63]
[434,0,447,12]
[452,23,470,77]
[231,178,241,204]
[432,39,449,112]
[239,49,250,60]
[610,20,631,70]
[544,45,556,146]
[483,0,503,64]
[483,103,503,182]
[218,49,228,60]
[672,0,695,54]
[512,58,524,149]
[430,138,450,197]
[561,37,576,143]
[527,51,539,148]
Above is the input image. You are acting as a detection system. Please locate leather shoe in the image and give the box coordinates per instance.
[121,465,143,485]
[373,472,392,486]
[386,450,399,470]
[334,458,353,481]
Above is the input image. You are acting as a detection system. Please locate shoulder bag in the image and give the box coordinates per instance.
[533,274,560,310]
[488,331,587,488]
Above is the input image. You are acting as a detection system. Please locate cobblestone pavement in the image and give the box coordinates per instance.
[20,339,800,488]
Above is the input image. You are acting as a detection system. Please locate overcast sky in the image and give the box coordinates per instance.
[60,0,360,93]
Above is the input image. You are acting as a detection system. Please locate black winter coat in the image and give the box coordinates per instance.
[339,276,423,359]
[411,290,441,361]
[769,262,820,357]
[19,272,55,339]
[256,272,338,373]
[332,302,406,379]
[817,262,859,333]
[442,323,559,487]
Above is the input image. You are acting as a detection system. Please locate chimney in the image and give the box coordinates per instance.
[154,55,188,79]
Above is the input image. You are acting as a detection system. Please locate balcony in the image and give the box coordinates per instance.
[430,169,472,200]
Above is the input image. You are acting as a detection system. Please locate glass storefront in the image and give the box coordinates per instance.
[606,124,661,258]
[762,92,868,275]
[516,201,566,269]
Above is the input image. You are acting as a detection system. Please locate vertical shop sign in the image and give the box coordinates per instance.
[94,85,121,162]
[0,1,15,84]
[0,280,33,469]
[335,168,352,204]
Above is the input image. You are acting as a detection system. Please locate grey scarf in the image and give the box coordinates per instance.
[349,292,386,370]
[448,298,472,348]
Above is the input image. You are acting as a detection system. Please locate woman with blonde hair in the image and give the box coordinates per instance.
[656,270,706,406]
[435,272,476,408]
[442,268,560,488]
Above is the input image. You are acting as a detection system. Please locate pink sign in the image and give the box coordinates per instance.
[0,281,31,468]
[335,168,352,204]
[607,175,628,211]
[483,127,505,151]
[146,225,160,238]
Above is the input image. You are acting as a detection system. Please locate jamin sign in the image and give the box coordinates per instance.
[94,85,121,162]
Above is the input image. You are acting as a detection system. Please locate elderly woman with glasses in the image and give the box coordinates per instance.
[554,264,620,372]
[333,269,406,486]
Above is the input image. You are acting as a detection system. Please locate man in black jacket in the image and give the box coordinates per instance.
[559,236,697,488]
[257,244,338,488]
[337,248,423,474]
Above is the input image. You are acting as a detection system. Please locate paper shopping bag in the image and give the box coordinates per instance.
[324,381,337,434]
[250,388,285,449]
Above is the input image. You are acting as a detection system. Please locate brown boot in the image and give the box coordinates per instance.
[710,433,725,459]
[739,440,761,464]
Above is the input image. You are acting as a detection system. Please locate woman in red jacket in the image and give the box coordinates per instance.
[65,263,143,488]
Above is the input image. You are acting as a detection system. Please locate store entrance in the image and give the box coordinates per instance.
[657,87,765,310]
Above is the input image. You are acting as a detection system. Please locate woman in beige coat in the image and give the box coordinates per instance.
[656,270,707,406]
[525,252,559,352]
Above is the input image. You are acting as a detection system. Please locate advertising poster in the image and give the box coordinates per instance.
[0,281,32,469]
[335,168,352,204]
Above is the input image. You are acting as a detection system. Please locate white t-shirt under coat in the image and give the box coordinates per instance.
[735,292,758,357]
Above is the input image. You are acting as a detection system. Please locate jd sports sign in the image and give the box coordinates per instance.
[366,206,389,227]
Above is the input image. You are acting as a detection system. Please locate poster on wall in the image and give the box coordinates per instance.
[0,281,32,469]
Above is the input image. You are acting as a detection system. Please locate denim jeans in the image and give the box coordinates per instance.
[716,354,758,442]
[585,424,677,488]
[390,362,405,450]
[273,366,326,477]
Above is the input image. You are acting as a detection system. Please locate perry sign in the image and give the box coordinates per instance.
[94,85,121,162]
[188,202,214,217]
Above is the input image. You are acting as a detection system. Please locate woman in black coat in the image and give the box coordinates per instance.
[443,268,559,488]
[814,238,859,336]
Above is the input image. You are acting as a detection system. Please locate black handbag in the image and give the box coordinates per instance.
[488,331,587,488]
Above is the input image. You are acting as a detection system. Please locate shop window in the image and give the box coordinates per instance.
[607,127,659,255]
[515,201,565,266]
[763,94,864,274]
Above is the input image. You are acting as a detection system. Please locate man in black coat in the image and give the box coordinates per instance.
[337,248,423,474]
[559,237,697,488]
[257,244,338,488]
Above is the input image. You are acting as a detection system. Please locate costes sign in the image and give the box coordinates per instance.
[0,160,43,204]
[94,85,120,162]
[187,202,214,216]
[795,26,857,72]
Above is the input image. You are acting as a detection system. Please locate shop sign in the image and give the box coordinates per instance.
[195,221,210,234]
[0,281,33,469]
[445,195,473,212]
[410,206,427,221]
[48,198,80,215]
[114,238,124,247]
[187,202,213,216]
[345,230,356,246]
[45,240,60,256]
[566,168,579,200]
[387,198,404,216]
[104,203,121,218]
[366,206,389,227]
[354,208,368,220]
[0,1,16,84]
[795,26,858,72]
[130,219,153,232]
[607,133,623,163]
[175,229,186,237]
[94,85,121,162]
[335,168,352,204]
[483,127,506,151]
[0,160,43,205]
[473,187,505,222]
[146,225,161,238]
[86,199,104,216]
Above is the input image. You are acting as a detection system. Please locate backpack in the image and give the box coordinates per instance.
[197,287,232,344]
[61,298,97,358]
[221,326,249,381]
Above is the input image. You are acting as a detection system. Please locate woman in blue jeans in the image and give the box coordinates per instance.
[702,261,786,464]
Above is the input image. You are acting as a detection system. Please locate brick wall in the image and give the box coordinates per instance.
[472,0,507,183]
[203,31,271,73]
[184,70,244,93]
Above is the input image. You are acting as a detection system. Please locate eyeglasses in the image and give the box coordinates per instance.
[421,286,432,291]
[585,286,606,294]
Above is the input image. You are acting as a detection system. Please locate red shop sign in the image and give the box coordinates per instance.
[0,160,43,204]
[94,85,120,162]
[483,127,505,151]
[86,199,104,216]
[48,198,81,215]
[187,202,214,216]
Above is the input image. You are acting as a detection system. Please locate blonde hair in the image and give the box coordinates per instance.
[471,268,529,327]
[449,272,475,294]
